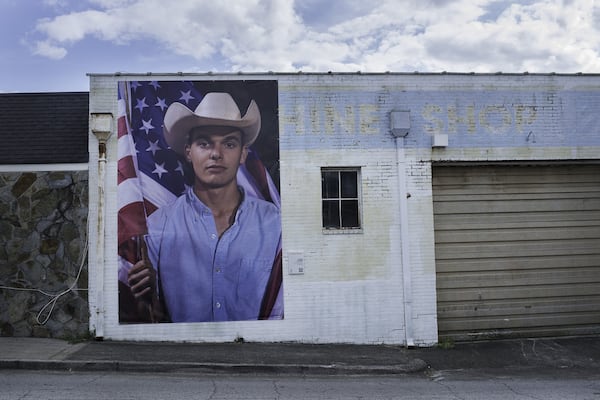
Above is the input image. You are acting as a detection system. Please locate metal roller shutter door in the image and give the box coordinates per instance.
[433,164,600,341]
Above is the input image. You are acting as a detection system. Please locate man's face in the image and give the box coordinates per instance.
[185,127,248,190]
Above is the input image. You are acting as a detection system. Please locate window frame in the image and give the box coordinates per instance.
[320,167,363,233]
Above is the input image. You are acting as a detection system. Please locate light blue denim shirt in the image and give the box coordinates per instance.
[145,187,282,322]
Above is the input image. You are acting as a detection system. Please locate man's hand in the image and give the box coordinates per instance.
[128,237,163,322]
[128,258,156,303]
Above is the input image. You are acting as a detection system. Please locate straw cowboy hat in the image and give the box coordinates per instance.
[163,92,261,155]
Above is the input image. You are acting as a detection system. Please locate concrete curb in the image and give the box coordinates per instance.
[0,358,428,375]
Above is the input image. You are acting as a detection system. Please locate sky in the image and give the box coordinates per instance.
[1,0,599,93]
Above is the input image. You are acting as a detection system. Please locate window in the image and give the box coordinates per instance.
[321,168,361,230]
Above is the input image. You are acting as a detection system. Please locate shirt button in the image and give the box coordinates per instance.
[210,234,217,239]
[215,302,221,309]
[215,267,221,273]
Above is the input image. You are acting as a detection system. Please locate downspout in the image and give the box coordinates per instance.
[390,110,414,347]
[91,113,113,340]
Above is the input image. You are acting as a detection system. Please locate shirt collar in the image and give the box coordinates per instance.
[186,185,249,217]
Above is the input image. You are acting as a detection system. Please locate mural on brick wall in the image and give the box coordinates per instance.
[117,80,282,323]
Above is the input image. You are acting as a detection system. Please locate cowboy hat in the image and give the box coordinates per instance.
[163,92,261,155]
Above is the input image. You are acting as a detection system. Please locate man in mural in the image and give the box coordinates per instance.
[127,92,282,323]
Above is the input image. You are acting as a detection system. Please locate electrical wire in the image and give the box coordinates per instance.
[0,231,89,325]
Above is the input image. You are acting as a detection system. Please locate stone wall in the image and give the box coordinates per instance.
[0,170,89,338]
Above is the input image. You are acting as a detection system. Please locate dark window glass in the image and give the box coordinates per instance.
[321,171,339,198]
[341,200,359,227]
[322,200,340,228]
[340,171,358,198]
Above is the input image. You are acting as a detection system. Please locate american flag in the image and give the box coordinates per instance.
[117,80,282,321]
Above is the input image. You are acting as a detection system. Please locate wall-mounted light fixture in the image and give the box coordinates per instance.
[390,110,410,138]
[90,113,114,157]
[432,133,448,148]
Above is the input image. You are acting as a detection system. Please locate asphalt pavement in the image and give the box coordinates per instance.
[0,335,598,375]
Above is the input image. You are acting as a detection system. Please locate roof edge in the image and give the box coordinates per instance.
[87,71,600,78]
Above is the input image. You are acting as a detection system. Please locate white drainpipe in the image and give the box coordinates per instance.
[90,113,113,339]
[396,141,414,347]
[390,110,414,347]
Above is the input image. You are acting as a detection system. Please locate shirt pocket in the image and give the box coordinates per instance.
[236,258,273,306]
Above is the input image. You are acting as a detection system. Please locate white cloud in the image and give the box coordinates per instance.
[33,40,68,59]
[28,0,600,73]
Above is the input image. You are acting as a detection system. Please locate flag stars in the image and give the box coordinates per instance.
[140,119,155,134]
[130,81,141,91]
[155,97,168,111]
[135,97,149,113]
[175,161,185,176]
[179,90,194,103]
[149,81,161,90]
[146,140,161,156]
[152,162,168,179]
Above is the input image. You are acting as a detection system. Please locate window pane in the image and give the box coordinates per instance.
[321,171,339,199]
[341,200,359,228]
[322,200,340,228]
[340,171,358,198]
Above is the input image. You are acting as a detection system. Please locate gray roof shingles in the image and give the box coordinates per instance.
[0,92,89,164]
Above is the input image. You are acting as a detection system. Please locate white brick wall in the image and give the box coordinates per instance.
[88,76,120,337]
[88,72,600,346]
[280,148,406,344]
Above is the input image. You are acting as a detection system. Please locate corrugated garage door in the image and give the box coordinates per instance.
[433,164,600,341]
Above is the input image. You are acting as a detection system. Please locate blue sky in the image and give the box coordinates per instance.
[1,0,599,93]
